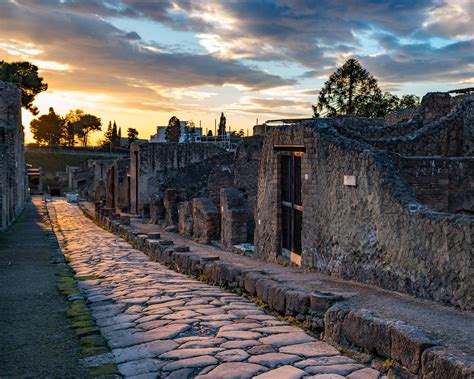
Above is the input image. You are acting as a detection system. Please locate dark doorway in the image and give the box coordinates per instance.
[280,152,303,262]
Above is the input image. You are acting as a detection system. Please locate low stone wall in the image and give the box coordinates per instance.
[396,156,474,213]
[255,125,473,310]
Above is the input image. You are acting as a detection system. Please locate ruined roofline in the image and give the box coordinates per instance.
[362,98,473,144]
[448,87,474,95]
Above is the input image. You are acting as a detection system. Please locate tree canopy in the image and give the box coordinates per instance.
[314,58,382,118]
[101,121,117,149]
[30,107,63,146]
[65,109,101,147]
[0,61,48,115]
[127,127,139,144]
[313,58,421,118]
[231,129,245,137]
[372,93,421,117]
[165,116,181,142]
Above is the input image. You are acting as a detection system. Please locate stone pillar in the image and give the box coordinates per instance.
[164,188,180,226]
[150,192,165,223]
[192,198,220,244]
[178,201,193,237]
[220,187,250,248]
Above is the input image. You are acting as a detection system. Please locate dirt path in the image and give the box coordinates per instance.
[0,197,88,378]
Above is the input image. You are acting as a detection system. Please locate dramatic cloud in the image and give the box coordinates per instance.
[1,0,472,143]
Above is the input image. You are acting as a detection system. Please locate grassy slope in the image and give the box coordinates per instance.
[25,152,117,173]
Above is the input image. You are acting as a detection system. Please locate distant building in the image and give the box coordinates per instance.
[150,121,203,143]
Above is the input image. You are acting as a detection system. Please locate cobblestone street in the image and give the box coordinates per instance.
[48,199,380,379]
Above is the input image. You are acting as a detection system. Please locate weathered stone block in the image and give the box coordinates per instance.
[192,198,220,244]
[244,272,265,296]
[120,215,131,225]
[310,292,339,314]
[342,309,392,357]
[147,232,161,239]
[285,290,310,316]
[178,201,193,237]
[164,188,180,226]
[255,279,273,304]
[267,283,287,313]
[390,321,435,373]
[220,187,251,249]
[421,346,474,379]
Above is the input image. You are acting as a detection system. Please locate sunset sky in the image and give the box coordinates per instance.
[1,0,473,144]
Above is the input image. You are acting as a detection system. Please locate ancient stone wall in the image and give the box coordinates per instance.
[178,200,193,237]
[0,81,27,232]
[369,108,468,156]
[129,142,232,214]
[207,165,233,207]
[254,125,473,309]
[395,156,474,213]
[332,93,474,157]
[192,197,220,243]
[384,107,417,126]
[220,187,251,248]
[232,135,264,242]
[73,158,114,201]
[105,158,130,211]
[233,136,263,204]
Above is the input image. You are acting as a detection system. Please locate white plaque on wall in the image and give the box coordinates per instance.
[344,175,357,187]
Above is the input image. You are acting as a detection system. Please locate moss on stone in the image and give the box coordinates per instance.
[66,301,90,318]
[71,319,96,330]
[79,345,109,357]
[74,326,100,338]
[88,363,120,377]
[80,334,107,348]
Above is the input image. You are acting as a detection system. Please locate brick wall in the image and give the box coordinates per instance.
[395,156,474,213]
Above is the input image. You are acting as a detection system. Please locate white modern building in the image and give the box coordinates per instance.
[149,121,203,143]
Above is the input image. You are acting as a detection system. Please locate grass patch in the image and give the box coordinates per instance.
[25,151,119,173]
[66,300,90,318]
[88,363,121,377]
[383,358,395,370]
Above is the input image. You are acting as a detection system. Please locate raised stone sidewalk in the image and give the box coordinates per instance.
[48,199,381,378]
[83,201,474,379]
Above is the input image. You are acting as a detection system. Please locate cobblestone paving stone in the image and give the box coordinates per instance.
[49,200,381,379]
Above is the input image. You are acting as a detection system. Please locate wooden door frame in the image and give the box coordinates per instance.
[277,147,304,266]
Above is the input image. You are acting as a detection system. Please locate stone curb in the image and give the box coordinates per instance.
[81,204,474,379]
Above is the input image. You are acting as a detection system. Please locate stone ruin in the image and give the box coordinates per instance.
[0,81,28,231]
[75,90,473,310]
[255,91,473,310]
